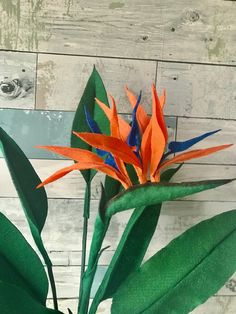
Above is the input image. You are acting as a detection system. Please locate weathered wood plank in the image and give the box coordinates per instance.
[157,62,236,119]
[47,296,236,314]
[0,108,74,159]
[1,197,236,258]
[1,159,236,200]
[36,54,157,111]
[175,117,236,164]
[1,1,236,64]
[0,51,36,109]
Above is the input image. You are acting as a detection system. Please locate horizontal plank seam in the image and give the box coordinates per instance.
[0,49,236,68]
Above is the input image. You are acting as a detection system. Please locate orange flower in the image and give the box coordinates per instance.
[37,85,232,189]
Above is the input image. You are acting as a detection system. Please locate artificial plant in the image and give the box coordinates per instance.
[0,67,235,314]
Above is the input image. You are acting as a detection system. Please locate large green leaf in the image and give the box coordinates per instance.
[70,66,110,183]
[0,127,51,264]
[0,281,63,314]
[89,166,182,313]
[0,213,48,305]
[105,179,233,218]
[111,209,236,314]
[0,127,47,234]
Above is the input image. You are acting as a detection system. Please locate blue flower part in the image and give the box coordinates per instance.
[105,153,119,171]
[84,106,101,134]
[84,106,107,157]
[168,129,221,154]
[127,91,142,150]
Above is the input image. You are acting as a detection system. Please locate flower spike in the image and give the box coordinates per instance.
[37,85,232,190]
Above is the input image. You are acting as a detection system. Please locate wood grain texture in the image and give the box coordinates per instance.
[1,1,236,64]
[157,61,236,119]
[0,51,36,109]
[1,197,236,261]
[36,53,157,111]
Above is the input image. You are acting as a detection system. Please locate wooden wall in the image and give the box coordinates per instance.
[0,1,236,313]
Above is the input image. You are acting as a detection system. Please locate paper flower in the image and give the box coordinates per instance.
[37,84,231,189]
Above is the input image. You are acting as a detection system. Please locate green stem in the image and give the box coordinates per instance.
[78,215,109,314]
[79,182,91,302]
[47,264,59,311]
[35,236,58,311]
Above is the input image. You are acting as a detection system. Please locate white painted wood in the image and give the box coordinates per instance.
[1,196,235,268]
[157,62,236,119]
[0,51,36,109]
[36,54,157,112]
[1,1,236,64]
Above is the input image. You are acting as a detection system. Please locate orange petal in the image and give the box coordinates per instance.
[159,89,166,109]
[74,132,141,168]
[151,84,168,142]
[36,146,103,163]
[108,96,132,185]
[37,163,80,188]
[37,161,130,189]
[158,144,233,171]
[140,120,152,182]
[109,95,121,139]
[95,97,130,141]
[125,85,150,133]
[150,88,166,180]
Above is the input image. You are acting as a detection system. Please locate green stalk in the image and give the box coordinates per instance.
[79,182,91,302]
[47,264,58,310]
[78,215,110,314]
[35,236,58,311]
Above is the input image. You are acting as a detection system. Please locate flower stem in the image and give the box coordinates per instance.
[78,182,91,311]
[47,264,58,310]
[77,215,109,314]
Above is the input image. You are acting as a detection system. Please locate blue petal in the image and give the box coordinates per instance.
[127,91,142,150]
[168,129,221,154]
[84,106,101,134]
[84,106,107,157]
[105,153,119,171]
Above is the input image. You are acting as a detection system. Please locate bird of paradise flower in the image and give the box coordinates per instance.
[37,84,231,190]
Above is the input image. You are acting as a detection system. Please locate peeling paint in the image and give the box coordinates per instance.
[109,2,124,9]
[0,0,51,51]
[37,60,56,107]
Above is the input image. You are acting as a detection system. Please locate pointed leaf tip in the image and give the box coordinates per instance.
[168,129,222,154]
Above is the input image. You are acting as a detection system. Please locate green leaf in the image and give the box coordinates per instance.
[70,66,110,183]
[105,179,233,218]
[0,127,47,234]
[0,281,63,314]
[0,127,52,263]
[0,213,48,305]
[160,164,183,182]
[89,204,161,314]
[111,209,236,314]
[89,165,181,313]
